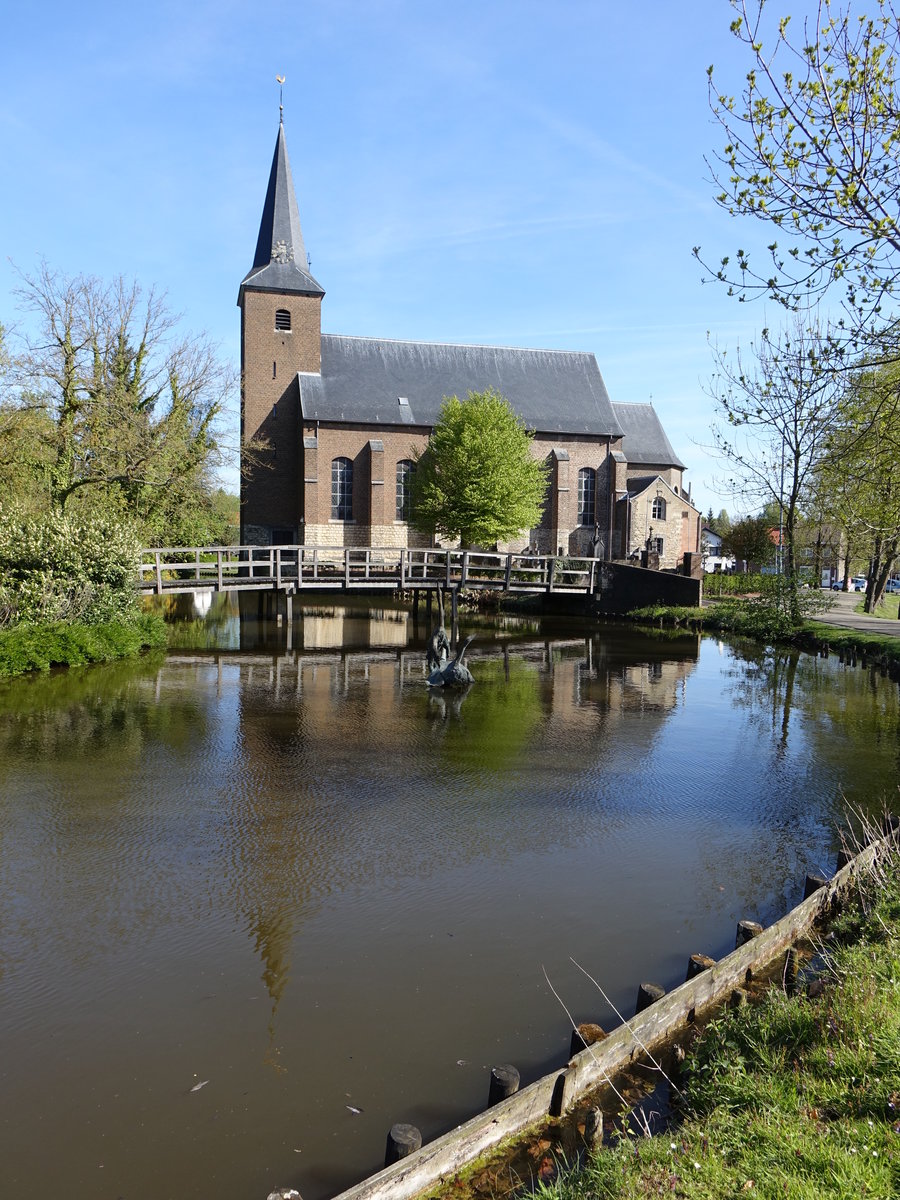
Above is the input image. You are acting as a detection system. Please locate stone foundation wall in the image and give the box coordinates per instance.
[302,523,432,549]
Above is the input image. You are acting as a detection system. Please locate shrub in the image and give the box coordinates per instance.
[0,505,141,627]
[0,614,166,677]
[703,572,777,598]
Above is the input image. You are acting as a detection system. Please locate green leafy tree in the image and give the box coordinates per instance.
[723,514,777,568]
[816,361,900,607]
[410,388,549,548]
[700,0,900,349]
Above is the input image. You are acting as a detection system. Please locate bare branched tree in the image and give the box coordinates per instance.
[709,317,844,619]
[698,0,900,354]
[5,262,235,542]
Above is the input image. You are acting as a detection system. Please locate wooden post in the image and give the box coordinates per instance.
[344,549,351,588]
[783,948,798,996]
[217,549,223,591]
[583,1107,603,1149]
[155,551,163,595]
[570,1022,607,1057]
[635,982,665,1014]
[487,1064,520,1107]
[803,873,828,899]
[460,551,469,588]
[385,1123,422,1167]
[504,553,512,591]
[413,590,420,621]
[736,920,764,948]
[685,953,716,982]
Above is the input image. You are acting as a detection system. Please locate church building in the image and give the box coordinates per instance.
[239,120,701,569]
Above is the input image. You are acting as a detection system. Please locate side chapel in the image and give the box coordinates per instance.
[239,120,701,570]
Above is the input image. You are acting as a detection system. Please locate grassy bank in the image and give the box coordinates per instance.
[628,600,900,677]
[537,837,900,1200]
[0,613,167,677]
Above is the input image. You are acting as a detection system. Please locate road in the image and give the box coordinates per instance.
[811,589,900,638]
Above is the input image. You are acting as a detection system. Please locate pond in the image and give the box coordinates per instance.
[1,598,898,1200]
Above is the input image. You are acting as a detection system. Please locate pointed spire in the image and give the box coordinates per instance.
[239,120,324,301]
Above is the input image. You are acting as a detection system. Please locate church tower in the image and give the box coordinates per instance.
[238,118,324,544]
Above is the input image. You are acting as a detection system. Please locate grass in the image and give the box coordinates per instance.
[534,837,900,1200]
[0,613,167,676]
[625,598,900,678]
[867,595,900,620]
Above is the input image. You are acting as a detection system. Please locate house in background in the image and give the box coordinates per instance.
[700,526,736,573]
[239,119,701,567]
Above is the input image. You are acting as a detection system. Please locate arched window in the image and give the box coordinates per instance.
[577,468,595,525]
[651,496,666,521]
[396,459,415,521]
[331,457,353,520]
[275,309,291,331]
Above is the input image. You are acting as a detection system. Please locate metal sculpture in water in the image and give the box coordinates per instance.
[427,635,476,688]
[425,585,451,672]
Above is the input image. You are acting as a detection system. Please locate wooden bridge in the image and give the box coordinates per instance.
[139,544,603,601]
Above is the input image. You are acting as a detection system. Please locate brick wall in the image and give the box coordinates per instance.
[240,289,322,540]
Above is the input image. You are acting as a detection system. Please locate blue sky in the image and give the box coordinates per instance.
[1,0,792,515]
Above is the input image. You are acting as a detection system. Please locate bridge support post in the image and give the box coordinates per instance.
[450,586,459,649]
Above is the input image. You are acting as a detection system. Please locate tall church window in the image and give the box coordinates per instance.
[275,309,291,331]
[331,457,353,520]
[396,459,415,521]
[651,496,666,521]
[577,468,595,525]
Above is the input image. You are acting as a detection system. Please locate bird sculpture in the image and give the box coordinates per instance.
[427,635,475,688]
[425,585,450,672]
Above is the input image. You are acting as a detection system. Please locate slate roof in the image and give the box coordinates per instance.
[611,402,684,470]
[298,335,624,437]
[622,474,659,498]
[239,121,324,302]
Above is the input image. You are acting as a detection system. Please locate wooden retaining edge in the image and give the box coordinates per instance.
[326,835,890,1200]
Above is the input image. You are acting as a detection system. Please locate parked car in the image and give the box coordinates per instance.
[885,578,900,593]
[852,576,867,591]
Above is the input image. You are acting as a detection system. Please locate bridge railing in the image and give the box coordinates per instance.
[138,546,598,595]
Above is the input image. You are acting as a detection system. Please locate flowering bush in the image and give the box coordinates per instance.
[0,505,141,627]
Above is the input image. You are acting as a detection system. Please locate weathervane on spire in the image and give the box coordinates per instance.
[276,75,285,121]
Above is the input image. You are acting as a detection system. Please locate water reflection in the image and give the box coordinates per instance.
[1,606,898,1200]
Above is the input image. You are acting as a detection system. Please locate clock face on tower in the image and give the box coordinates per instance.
[271,240,293,265]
